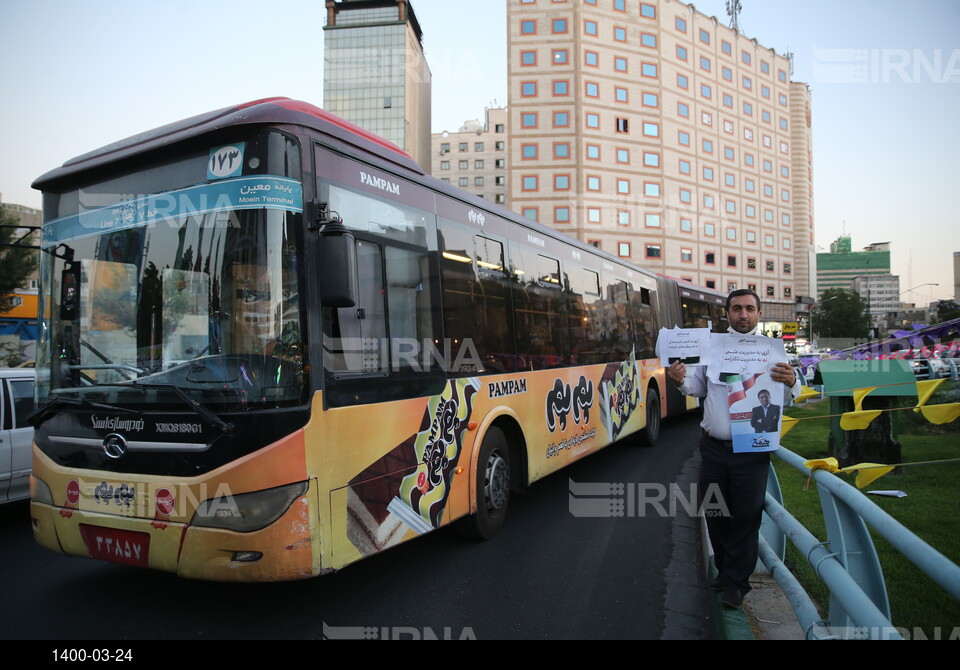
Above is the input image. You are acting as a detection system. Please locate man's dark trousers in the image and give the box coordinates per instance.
[698,432,770,594]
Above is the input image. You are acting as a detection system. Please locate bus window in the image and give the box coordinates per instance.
[509,243,568,370]
[631,286,658,359]
[320,184,443,405]
[566,265,604,366]
[604,278,637,361]
[438,223,514,374]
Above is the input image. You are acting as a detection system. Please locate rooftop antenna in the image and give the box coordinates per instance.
[726,0,742,32]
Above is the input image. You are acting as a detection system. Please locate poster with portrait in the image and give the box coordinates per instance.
[718,335,787,453]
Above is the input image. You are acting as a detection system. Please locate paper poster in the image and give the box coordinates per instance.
[655,327,711,366]
[718,334,782,375]
[727,372,782,453]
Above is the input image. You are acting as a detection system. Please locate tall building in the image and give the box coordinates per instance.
[507,0,814,322]
[432,108,510,206]
[851,273,901,329]
[817,237,893,296]
[323,0,433,170]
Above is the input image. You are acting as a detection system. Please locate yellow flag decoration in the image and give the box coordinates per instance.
[919,403,960,425]
[914,378,946,410]
[802,457,894,489]
[852,386,877,412]
[780,415,799,437]
[840,410,883,431]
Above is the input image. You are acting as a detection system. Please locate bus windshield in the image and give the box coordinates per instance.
[38,206,306,412]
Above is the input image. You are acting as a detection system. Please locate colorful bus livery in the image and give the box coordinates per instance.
[30,98,715,581]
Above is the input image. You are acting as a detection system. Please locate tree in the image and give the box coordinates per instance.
[935,299,960,323]
[811,288,871,339]
[0,204,40,312]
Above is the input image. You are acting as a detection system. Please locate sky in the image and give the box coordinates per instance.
[1,0,958,303]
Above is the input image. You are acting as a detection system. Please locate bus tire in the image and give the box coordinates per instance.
[637,388,661,447]
[454,426,511,540]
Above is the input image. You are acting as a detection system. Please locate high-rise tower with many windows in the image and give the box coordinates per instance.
[324,0,433,171]
[507,0,814,321]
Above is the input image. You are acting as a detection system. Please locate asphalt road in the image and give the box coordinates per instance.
[1,412,706,643]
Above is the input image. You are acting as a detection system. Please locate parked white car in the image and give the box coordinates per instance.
[0,368,36,504]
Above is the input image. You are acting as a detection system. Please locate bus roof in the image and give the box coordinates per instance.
[32,97,422,191]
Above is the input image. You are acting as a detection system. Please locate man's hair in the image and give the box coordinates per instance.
[726,288,761,313]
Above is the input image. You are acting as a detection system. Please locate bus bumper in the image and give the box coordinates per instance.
[30,496,316,582]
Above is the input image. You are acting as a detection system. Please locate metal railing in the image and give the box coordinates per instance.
[760,446,960,640]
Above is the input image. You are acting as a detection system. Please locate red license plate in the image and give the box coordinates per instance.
[79,525,150,568]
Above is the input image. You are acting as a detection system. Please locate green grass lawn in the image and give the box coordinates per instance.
[774,387,960,638]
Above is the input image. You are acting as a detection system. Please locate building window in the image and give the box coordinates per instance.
[618,242,631,258]
[646,244,662,258]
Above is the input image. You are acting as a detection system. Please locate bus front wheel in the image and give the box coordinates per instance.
[455,426,510,540]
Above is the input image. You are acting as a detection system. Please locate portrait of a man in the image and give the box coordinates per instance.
[750,389,780,433]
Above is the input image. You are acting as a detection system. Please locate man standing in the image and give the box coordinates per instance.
[750,390,781,434]
[666,289,800,609]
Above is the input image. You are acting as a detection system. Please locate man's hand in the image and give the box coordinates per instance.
[667,361,687,386]
[770,362,797,386]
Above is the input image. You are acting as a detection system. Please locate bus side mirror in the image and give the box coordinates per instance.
[60,262,81,320]
[317,218,358,309]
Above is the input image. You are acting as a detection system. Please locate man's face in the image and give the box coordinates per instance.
[758,391,771,407]
[727,294,761,334]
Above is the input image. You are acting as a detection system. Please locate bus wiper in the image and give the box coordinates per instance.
[27,396,138,429]
[131,382,234,436]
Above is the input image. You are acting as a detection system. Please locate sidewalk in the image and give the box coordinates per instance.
[664,448,808,640]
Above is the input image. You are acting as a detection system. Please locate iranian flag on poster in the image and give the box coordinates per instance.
[727,372,782,453]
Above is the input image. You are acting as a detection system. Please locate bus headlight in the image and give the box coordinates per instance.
[190,481,308,533]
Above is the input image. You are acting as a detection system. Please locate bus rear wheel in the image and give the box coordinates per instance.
[454,426,510,540]
[637,388,661,447]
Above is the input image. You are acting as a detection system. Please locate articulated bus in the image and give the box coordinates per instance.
[30,98,724,581]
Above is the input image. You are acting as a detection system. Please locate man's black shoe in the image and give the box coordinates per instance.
[722,588,744,609]
[708,577,725,592]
